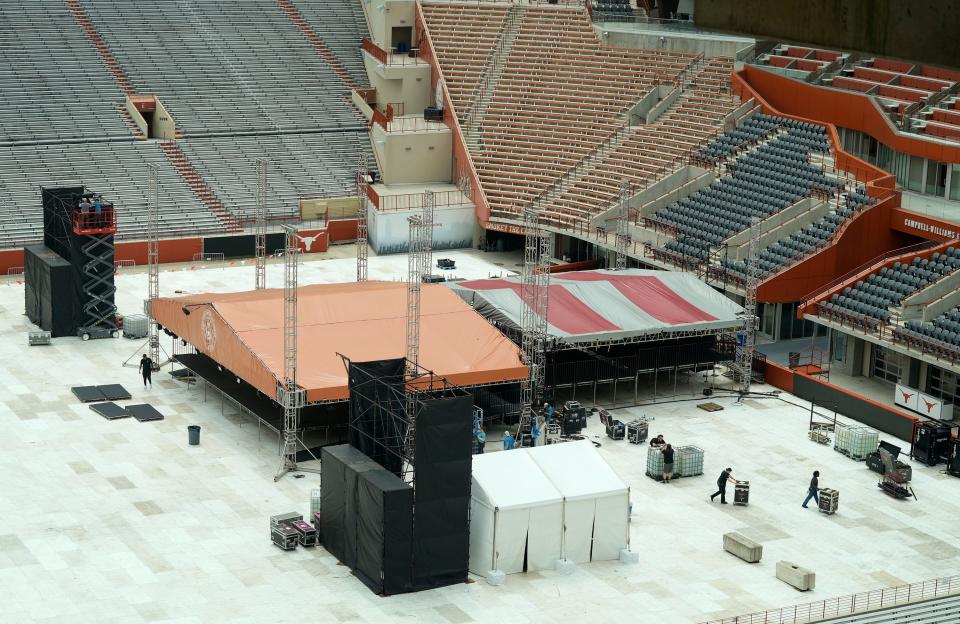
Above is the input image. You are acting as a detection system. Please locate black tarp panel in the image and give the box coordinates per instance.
[42,186,82,260]
[24,245,77,336]
[411,393,473,590]
[320,445,348,563]
[320,444,380,568]
[355,468,413,595]
[347,358,406,477]
[201,233,286,259]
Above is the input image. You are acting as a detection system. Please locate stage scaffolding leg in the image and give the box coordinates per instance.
[275,225,320,481]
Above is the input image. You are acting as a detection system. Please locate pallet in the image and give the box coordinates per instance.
[697,402,724,412]
[833,447,868,461]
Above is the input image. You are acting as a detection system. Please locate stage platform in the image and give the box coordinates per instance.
[153,280,527,403]
[174,352,346,431]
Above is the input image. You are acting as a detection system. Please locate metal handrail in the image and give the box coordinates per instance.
[700,574,960,624]
[799,239,942,308]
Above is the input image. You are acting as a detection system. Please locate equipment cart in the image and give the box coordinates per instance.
[818,488,839,514]
[733,480,750,506]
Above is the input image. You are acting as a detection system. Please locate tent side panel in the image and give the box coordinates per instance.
[494,508,531,575]
[562,499,596,563]
[468,499,496,576]
[590,493,630,561]
[525,502,564,571]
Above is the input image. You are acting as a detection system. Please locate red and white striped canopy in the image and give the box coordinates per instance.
[449,269,743,344]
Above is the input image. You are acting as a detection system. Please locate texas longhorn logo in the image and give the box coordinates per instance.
[921,397,937,413]
[900,389,914,403]
[201,308,217,354]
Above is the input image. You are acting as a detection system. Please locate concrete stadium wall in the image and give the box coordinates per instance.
[600,25,753,58]
[368,203,474,254]
[694,0,960,71]
[371,124,453,185]
[764,361,918,442]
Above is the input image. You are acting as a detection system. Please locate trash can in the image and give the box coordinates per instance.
[188,425,201,446]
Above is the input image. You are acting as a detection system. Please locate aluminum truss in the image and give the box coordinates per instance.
[275,224,320,481]
[254,158,267,290]
[356,155,370,282]
[516,209,551,441]
[146,164,160,369]
[735,217,761,396]
[615,183,631,271]
[402,192,437,471]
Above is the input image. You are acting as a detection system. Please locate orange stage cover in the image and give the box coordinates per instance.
[152,281,527,402]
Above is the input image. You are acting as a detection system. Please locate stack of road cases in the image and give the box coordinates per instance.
[818,488,839,515]
[270,512,301,528]
[626,419,649,444]
[676,445,704,477]
[271,523,298,550]
[292,519,317,547]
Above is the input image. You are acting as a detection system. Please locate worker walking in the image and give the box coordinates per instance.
[139,354,153,388]
[802,470,820,508]
[710,467,734,504]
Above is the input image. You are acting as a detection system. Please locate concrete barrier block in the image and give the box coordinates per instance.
[723,532,762,563]
[776,560,815,591]
[486,569,505,586]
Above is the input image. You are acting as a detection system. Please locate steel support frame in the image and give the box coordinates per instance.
[614,183,631,271]
[517,209,551,439]
[275,224,320,481]
[146,163,161,369]
[254,158,267,290]
[735,217,760,396]
[402,191,435,473]
[356,155,370,282]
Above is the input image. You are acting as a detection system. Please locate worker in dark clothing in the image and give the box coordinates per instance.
[661,444,674,483]
[802,470,820,508]
[710,467,734,504]
[139,354,153,388]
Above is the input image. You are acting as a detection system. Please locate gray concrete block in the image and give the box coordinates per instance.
[777,560,816,591]
[723,532,762,563]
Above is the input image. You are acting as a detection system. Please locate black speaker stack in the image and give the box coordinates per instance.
[912,421,951,467]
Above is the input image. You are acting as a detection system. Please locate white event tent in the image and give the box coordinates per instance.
[469,449,564,575]
[469,440,630,576]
